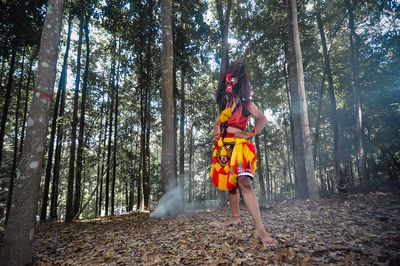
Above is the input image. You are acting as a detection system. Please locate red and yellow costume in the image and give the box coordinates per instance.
[210,81,258,190]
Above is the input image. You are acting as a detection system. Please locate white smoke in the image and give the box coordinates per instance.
[150,181,183,218]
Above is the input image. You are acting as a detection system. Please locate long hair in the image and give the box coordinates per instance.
[216,60,251,116]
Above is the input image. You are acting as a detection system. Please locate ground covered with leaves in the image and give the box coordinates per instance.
[32,192,400,265]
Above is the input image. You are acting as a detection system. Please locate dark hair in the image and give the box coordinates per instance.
[216,60,251,116]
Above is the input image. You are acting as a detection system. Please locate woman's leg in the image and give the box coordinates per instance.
[238,175,277,247]
[220,187,241,227]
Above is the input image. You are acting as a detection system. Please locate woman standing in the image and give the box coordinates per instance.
[210,60,277,247]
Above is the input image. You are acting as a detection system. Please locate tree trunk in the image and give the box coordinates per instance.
[0,49,16,168]
[188,123,193,203]
[111,53,120,215]
[216,0,232,75]
[263,138,271,202]
[344,0,368,185]
[283,50,296,195]
[179,67,185,201]
[74,13,90,218]
[65,2,84,222]
[283,122,294,196]
[0,0,65,263]
[313,69,326,192]
[44,13,70,221]
[99,84,109,216]
[286,0,319,200]
[161,0,177,193]
[5,50,25,225]
[255,134,266,203]
[316,10,341,190]
[105,74,114,216]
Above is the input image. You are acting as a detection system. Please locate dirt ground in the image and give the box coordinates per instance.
[31,192,400,265]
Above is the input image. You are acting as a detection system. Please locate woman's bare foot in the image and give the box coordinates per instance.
[254,230,278,247]
[220,216,241,228]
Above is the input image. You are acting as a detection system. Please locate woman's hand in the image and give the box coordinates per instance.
[214,131,220,141]
[234,131,250,139]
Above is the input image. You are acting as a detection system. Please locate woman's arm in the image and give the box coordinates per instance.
[233,101,268,139]
[247,101,268,136]
[214,116,221,140]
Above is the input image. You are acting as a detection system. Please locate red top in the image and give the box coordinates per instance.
[225,105,250,131]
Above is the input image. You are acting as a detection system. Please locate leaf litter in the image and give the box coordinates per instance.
[31,192,400,265]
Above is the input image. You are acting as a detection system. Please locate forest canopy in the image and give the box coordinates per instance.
[0,0,399,226]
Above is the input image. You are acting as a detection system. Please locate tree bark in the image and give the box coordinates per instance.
[105,72,114,216]
[263,137,271,202]
[216,0,232,75]
[286,0,319,200]
[161,0,177,193]
[0,0,65,263]
[344,0,368,185]
[179,66,185,201]
[65,2,84,222]
[188,123,193,203]
[74,13,90,218]
[0,49,16,168]
[255,134,266,202]
[111,50,120,215]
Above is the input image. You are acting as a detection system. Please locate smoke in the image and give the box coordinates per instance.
[150,180,183,219]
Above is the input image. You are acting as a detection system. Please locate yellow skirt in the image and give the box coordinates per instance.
[210,133,257,190]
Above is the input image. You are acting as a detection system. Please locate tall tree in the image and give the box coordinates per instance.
[74,13,91,218]
[344,0,368,185]
[286,0,319,200]
[65,0,85,222]
[255,134,266,202]
[215,0,232,75]
[179,66,185,200]
[316,4,340,190]
[49,14,72,221]
[0,0,65,263]
[161,0,177,193]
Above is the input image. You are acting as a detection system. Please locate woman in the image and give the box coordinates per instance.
[210,60,277,247]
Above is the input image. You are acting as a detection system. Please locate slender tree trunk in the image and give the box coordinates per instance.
[111,56,120,215]
[188,123,193,203]
[44,13,71,221]
[0,49,16,168]
[283,122,294,196]
[216,0,232,75]
[6,50,25,225]
[283,51,297,195]
[263,138,271,202]
[255,134,266,202]
[41,69,62,221]
[99,84,109,216]
[0,0,65,263]
[74,14,90,218]
[286,0,319,200]
[179,67,185,201]
[316,10,341,191]
[313,69,326,192]
[65,2,84,222]
[105,80,114,216]
[161,0,177,194]
[344,0,368,185]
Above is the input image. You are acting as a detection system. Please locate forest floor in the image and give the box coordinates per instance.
[30,192,400,265]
